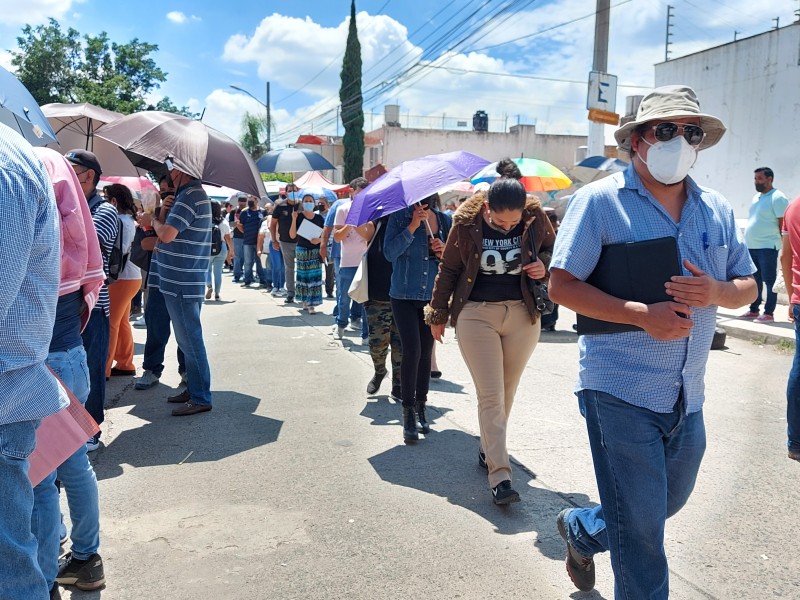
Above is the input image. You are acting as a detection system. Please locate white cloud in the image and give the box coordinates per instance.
[199,89,290,143]
[0,50,14,71]
[221,2,799,147]
[0,0,75,25]
[166,11,201,25]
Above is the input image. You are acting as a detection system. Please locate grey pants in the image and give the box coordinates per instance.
[279,241,297,296]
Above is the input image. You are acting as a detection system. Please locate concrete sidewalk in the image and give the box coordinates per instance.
[716,304,794,345]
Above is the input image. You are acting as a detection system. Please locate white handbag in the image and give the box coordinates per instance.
[348,222,381,304]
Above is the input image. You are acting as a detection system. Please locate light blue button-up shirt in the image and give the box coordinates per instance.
[551,166,755,414]
[0,124,68,425]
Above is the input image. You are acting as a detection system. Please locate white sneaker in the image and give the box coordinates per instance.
[348,319,362,332]
[308,306,316,314]
[334,326,345,340]
[133,315,147,329]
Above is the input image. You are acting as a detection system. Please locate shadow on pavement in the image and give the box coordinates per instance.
[94,391,282,481]
[364,399,595,563]
[360,396,452,427]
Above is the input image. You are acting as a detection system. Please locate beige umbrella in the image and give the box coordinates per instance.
[42,103,142,177]
[95,111,266,198]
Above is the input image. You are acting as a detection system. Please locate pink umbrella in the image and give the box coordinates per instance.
[99,175,159,211]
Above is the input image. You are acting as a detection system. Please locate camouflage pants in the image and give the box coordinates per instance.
[364,301,402,384]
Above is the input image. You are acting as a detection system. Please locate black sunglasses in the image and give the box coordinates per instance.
[649,122,705,146]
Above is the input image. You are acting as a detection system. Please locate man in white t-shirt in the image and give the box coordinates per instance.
[257,216,274,292]
[332,199,370,339]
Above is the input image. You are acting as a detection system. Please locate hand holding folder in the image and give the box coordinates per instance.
[576,236,683,335]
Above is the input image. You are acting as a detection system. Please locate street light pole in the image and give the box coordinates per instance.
[230,83,271,151]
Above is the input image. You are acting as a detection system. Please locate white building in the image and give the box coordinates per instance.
[654,22,800,216]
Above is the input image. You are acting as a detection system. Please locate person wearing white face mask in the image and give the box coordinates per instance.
[289,194,325,314]
[548,85,757,598]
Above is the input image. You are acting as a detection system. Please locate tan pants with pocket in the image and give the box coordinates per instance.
[456,300,540,487]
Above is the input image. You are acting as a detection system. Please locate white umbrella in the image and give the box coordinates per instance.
[43,103,142,177]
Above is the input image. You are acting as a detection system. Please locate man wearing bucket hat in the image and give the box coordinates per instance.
[549,85,757,598]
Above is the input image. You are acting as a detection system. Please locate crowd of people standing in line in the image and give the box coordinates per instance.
[6,83,800,600]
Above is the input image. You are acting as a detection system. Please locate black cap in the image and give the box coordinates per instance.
[64,149,102,176]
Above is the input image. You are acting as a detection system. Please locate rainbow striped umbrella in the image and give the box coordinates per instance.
[470,158,572,192]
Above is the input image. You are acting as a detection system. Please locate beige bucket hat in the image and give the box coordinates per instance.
[615,85,726,152]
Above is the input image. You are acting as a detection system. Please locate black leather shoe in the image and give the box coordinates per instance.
[415,402,430,434]
[366,371,386,395]
[402,407,419,443]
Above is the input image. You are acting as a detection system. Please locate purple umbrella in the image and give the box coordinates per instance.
[346,151,490,225]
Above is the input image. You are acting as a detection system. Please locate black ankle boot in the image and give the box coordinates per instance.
[415,402,430,434]
[402,407,419,442]
[366,371,386,394]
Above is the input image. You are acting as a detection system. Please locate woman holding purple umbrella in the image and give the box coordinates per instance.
[384,193,451,443]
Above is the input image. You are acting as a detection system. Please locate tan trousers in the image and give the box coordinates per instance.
[456,300,540,487]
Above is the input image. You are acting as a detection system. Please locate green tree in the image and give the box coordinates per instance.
[239,111,268,159]
[11,18,193,116]
[339,0,364,182]
[12,19,81,104]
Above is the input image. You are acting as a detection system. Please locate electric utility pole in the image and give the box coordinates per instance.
[665,5,674,61]
[587,0,610,157]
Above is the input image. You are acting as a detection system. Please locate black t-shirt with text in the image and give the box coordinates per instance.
[468,220,524,302]
[273,204,298,243]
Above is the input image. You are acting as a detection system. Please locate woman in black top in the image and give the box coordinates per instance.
[290,194,325,314]
[362,216,403,399]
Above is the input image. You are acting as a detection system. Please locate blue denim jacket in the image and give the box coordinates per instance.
[384,207,452,301]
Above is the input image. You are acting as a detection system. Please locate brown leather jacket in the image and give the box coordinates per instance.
[424,192,556,327]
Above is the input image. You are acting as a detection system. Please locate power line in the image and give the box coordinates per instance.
[465,0,633,53]
[419,64,652,88]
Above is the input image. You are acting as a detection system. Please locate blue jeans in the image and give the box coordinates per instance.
[335,266,360,329]
[232,237,244,281]
[163,293,212,405]
[0,419,48,599]
[242,244,267,285]
[142,286,185,378]
[270,246,284,289]
[32,345,99,592]
[80,307,108,430]
[261,251,272,286]
[564,389,706,600]
[749,248,779,315]
[787,305,800,453]
[206,246,228,293]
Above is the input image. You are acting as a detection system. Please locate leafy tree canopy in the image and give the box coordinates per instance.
[11,18,195,117]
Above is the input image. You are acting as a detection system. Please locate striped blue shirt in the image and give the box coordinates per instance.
[87,193,118,316]
[0,124,69,425]
[150,179,211,299]
[551,166,755,414]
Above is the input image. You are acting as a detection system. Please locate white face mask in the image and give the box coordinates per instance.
[640,136,698,185]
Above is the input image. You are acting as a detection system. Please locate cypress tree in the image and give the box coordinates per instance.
[339,0,364,183]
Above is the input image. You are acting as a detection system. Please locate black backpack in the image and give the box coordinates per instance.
[210,224,222,256]
[89,194,127,283]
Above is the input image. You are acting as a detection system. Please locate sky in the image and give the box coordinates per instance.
[0,0,797,148]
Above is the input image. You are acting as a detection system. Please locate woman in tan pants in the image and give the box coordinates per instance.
[104,184,142,379]
[426,166,555,504]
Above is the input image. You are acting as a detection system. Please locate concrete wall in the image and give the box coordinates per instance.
[655,23,800,217]
[369,124,588,174]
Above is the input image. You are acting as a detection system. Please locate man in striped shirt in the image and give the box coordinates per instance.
[139,166,213,416]
[66,150,118,450]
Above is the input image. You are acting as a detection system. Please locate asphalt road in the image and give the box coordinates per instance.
[59,278,800,600]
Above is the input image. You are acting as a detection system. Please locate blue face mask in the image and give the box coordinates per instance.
[302,202,315,212]
[287,191,300,201]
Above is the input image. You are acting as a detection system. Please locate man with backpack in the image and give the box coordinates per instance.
[65,149,118,451]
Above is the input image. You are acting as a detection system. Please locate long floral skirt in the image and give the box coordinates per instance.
[296,246,323,307]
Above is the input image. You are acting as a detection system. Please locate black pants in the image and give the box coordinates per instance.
[325,261,335,297]
[390,298,433,408]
